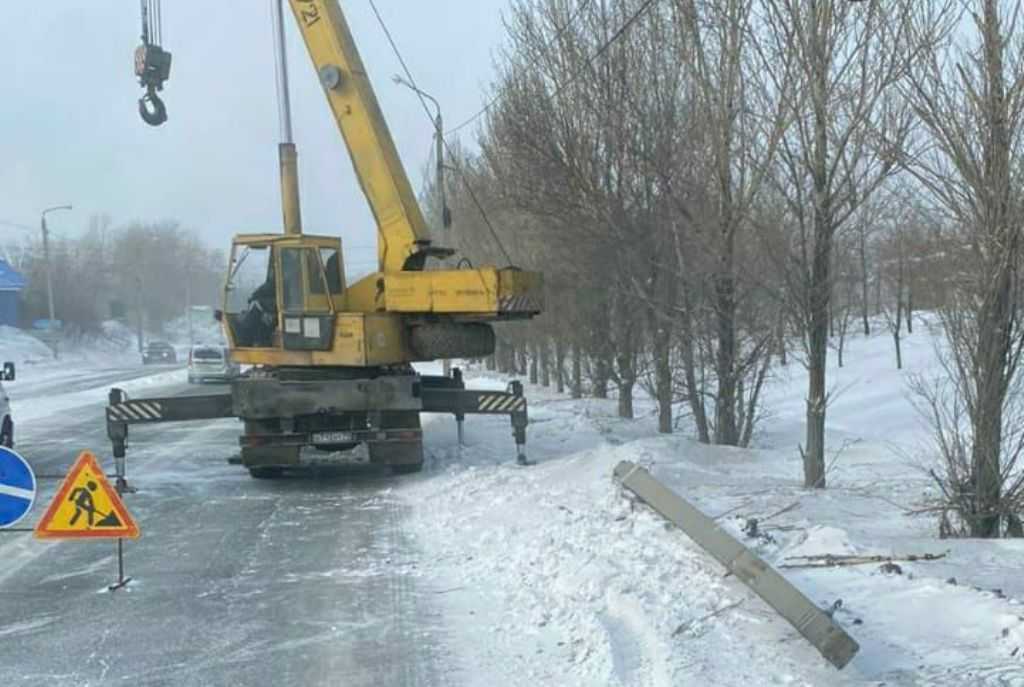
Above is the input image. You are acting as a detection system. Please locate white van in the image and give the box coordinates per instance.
[188,345,240,384]
[0,362,15,448]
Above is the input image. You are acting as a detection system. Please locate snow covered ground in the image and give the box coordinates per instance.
[0,321,191,425]
[408,321,1024,686]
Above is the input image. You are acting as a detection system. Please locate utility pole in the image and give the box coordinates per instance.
[41,205,72,359]
[394,76,453,376]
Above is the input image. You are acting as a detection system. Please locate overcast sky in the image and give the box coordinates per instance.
[0,1,509,275]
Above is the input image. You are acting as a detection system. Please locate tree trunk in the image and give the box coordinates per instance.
[540,341,551,387]
[838,327,845,368]
[894,248,904,370]
[615,330,635,420]
[860,227,870,335]
[592,352,610,399]
[804,205,832,490]
[971,267,1013,537]
[680,294,710,443]
[617,374,635,419]
[804,20,832,491]
[777,313,788,366]
[905,286,914,334]
[740,348,772,448]
[654,326,673,434]
[571,342,582,399]
[555,339,566,394]
[529,344,539,385]
[714,271,739,445]
[486,354,496,372]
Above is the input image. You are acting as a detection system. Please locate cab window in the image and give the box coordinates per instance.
[320,248,343,294]
[280,248,304,311]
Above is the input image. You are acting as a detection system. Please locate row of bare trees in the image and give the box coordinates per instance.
[3,215,224,337]
[432,0,1024,538]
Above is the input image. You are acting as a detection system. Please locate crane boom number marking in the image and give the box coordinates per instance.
[297,0,322,27]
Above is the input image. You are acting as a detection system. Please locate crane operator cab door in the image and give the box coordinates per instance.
[224,237,344,353]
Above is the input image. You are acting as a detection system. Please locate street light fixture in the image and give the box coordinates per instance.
[41,204,72,358]
[393,75,452,230]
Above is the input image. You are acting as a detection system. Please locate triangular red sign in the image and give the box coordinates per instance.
[34,451,140,540]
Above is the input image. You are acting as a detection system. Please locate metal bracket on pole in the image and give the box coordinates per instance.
[613,461,860,670]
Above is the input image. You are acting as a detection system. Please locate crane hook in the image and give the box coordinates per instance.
[139,85,168,126]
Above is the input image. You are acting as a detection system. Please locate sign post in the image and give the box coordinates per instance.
[34,451,140,591]
[0,447,36,529]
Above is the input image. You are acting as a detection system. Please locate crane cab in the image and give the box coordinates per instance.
[223,233,346,358]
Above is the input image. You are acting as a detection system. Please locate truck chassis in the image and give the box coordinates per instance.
[105,368,529,477]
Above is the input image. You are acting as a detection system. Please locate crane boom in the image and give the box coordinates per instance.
[287,0,430,273]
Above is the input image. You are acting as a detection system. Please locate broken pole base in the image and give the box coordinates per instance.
[613,461,860,670]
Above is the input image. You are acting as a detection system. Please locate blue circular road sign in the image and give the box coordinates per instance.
[0,447,36,528]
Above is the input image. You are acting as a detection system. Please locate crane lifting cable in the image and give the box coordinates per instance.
[134,0,171,126]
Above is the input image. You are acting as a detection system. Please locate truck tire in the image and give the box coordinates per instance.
[369,411,424,474]
[409,323,495,360]
[248,467,284,479]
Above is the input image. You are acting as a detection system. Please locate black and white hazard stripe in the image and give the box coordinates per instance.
[477,394,527,412]
[499,295,541,312]
[107,401,165,422]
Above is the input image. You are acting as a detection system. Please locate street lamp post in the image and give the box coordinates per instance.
[393,76,454,377]
[393,75,451,231]
[41,204,72,359]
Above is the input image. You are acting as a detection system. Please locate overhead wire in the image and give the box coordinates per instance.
[544,0,659,102]
[368,0,662,267]
[368,0,516,267]
[445,0,593,136]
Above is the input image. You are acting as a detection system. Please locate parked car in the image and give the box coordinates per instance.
[188,345,240,384]
[0,362,16,448]
[142,341,177,365]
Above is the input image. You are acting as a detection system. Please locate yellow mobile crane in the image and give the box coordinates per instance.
[106,0,543,477]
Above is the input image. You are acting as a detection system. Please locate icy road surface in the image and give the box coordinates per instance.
[0,371,444,686]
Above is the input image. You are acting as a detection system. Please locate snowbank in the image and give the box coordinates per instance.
[404,318,1024,685]
[0,325,55,365]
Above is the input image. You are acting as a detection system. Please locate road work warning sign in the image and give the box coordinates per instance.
[34,451,139,540]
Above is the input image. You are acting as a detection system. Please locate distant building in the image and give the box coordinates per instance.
[0,261,26,327]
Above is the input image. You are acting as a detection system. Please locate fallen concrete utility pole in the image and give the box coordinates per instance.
[613,461,860,670]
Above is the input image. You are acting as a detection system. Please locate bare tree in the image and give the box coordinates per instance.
[901,0,1024,537]
[671,0,792,445]
[760,0,915,488]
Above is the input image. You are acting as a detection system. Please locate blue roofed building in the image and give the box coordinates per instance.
[0,261,26,327]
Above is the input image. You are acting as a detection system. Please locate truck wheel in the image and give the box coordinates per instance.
[248,467,284,479]
[0,418,12,449]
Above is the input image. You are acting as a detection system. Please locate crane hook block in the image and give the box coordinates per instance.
[139,88,168,127]
[134,43,172,127]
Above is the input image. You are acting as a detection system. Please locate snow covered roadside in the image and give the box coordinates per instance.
[405,325,1024,686]
[12,368,186,424]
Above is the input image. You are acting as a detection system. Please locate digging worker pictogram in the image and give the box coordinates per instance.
[68,481,99,527]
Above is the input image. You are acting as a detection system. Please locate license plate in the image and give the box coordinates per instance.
[312,431,355,444]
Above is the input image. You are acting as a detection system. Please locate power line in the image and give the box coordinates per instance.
[368,0,516,267]
[446,0,659,135]
[446,0,593,136]
[545,0,660,102]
